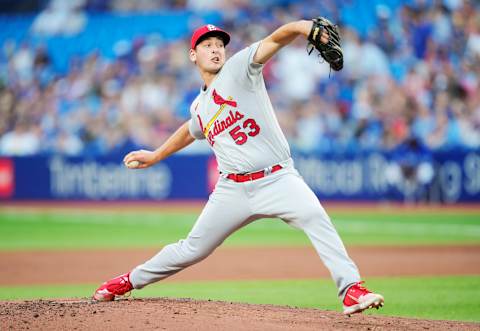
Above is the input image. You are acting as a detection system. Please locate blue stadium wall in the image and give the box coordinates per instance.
[1,151,479,203]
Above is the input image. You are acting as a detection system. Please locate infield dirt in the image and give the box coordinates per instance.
[0,245,479,285]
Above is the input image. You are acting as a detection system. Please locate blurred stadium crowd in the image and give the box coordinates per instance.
[0,0,479,156]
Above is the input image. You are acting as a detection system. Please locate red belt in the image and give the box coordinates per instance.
[226,165,283,183]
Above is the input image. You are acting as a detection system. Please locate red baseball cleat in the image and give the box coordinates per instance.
[343,281,384,316]
[93,272,133,301]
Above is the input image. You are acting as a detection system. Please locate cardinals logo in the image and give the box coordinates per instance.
[202,89,238,137]
[212,89,237,107]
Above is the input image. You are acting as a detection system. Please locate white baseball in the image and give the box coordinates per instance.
[126,160,141,168]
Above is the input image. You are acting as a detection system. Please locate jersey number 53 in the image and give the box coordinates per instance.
[229,118,260,145]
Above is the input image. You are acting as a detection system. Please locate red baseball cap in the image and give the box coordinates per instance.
[190,24,230,49]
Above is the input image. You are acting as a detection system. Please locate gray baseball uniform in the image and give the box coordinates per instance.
[129,42,361,298]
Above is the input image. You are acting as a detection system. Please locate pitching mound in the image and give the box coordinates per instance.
[1,298,478,331]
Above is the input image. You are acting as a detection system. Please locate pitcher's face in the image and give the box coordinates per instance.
[190,36,226,74]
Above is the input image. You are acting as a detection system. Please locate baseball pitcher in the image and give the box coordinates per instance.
[93,18,384,316]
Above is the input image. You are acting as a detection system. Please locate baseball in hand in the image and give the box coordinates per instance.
[126,160,141,169]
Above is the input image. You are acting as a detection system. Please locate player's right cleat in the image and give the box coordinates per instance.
[342,281,384,316]
[92,272,133,301]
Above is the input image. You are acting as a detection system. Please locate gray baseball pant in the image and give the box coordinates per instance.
[129,161,360,298]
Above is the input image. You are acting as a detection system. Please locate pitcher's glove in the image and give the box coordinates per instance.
[307,17,343,71]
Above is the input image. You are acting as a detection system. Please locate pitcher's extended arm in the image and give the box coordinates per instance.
[123,121,195,169]
[253,20,327,64]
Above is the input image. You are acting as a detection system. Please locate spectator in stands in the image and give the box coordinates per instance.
[0,120,40,156]
[31,0,87,36]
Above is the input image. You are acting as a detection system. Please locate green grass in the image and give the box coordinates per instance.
[0,276,478,322]
[0,209,479,250]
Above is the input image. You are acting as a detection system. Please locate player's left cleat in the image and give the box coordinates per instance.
[342,281,384,316]
[92,272,133,302]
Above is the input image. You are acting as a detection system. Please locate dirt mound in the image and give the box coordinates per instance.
[1,298,478,331]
